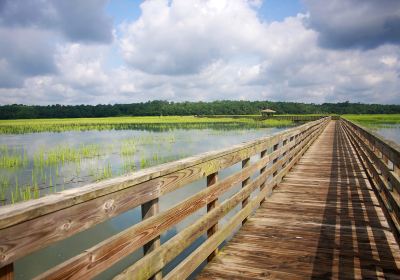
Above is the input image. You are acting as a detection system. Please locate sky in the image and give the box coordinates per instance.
[0,0,399,105]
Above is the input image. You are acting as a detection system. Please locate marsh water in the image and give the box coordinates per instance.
[373,125,400,144]
[1,124,289,279]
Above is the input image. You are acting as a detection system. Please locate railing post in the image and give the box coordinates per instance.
[260,149,268,205]
[0,263,13,280]
[141,199,161,280]
[242,157,250,225]
[282,139,288,168]
[272,143,279,177]
[207,172,218,262]
[289,136,295,163]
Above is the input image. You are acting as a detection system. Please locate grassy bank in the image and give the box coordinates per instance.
[343,114,400,125]
[0,116,293,134]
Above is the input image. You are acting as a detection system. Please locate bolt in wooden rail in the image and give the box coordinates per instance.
[340,118,400,236]
[0,117,330,280]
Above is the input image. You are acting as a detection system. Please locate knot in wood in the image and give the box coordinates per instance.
[61,219,72,231]
[0,253,6,262]
[103,199,115,213]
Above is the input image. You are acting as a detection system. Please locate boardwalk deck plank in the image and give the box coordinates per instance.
[198,121,400,279]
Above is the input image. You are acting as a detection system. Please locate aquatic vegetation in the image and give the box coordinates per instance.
[120,140,136,156]
[33,144,102,168]
[0,146,28,168]
[0,116,293,134]
[95,163,113,181]
[122,159,136,174]
[0,117,292,205]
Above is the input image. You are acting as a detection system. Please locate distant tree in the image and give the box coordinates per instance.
[0,100,399,119]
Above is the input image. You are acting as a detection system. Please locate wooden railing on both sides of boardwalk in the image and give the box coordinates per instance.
[0,116,399,280]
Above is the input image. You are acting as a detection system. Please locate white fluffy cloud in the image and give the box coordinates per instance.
[0,0,399,105]
[119,0,268,75]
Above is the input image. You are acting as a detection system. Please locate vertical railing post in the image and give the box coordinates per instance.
[282,139,288,168]
[207,172,218,261]
[272,143,279,177]
[260,149,268,205]
[242,157,250,225]
[141,198,161,280]
[289,136,295,163]
[0,263,13,280]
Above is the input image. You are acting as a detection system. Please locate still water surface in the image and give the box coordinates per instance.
[374,125,400,144]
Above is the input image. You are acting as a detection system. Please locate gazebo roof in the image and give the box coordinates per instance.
[261,109,276,113]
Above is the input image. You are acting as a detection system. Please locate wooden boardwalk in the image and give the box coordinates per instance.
[198,121,400,279]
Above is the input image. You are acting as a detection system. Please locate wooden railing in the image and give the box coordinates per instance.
[0,117,330,279]
[267,115,327,122]
[340,118,400,236]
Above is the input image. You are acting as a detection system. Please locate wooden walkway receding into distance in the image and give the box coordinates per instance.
[198,121,400,279]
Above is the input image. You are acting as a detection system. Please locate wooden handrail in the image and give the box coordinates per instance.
[340,118,400,236]
[0,117,330,279]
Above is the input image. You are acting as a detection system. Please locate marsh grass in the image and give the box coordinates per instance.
[343,114,400,126]
[0,117,293,205]
[0,145,28,168]
[34,144,102,168]
[0,116,293,134]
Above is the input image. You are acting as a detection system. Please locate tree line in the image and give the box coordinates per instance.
[0,100,399,119]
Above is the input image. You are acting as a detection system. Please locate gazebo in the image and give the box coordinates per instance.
[261,109,276,117]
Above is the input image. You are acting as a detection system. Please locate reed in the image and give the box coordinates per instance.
[0,116,293,134]
[343,114,400,126]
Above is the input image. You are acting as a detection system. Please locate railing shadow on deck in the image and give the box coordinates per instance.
[311,121,400,279]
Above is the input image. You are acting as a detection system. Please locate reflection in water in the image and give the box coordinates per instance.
[374,125,400,144]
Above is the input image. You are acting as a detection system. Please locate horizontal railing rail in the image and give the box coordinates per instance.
[340,118,400,236]
[267,115,327,122]
[0,117,330,279]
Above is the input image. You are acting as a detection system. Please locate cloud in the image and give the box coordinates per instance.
[0,0,113,88]
[304,0,400,49]
[0,27,57,87]
[119,0,268,75]
[0,0,113,43]
[0,0,399,105]
[52,0,113,43]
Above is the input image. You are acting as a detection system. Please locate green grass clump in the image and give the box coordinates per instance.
[343,114,400,126]
[259,119,292,126]
[95,163,113,181]
[0,146,28,168]
[33,144,101,167]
